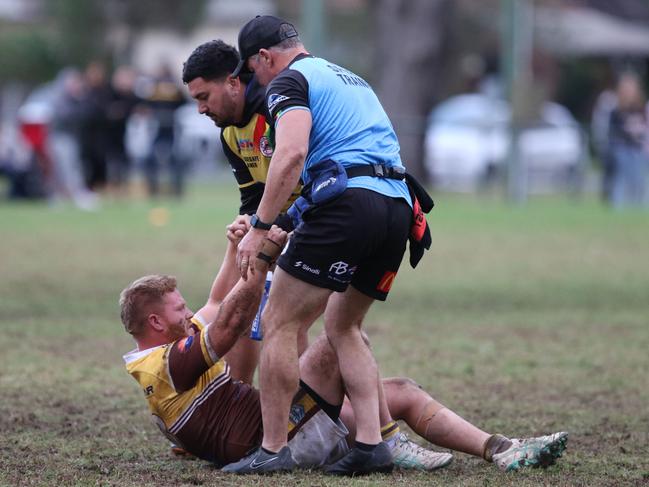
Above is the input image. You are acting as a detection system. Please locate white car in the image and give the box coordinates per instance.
[172,102,225,175]
[424,94,584,191]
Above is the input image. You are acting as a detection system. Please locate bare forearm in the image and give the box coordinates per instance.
[196,241,239,324]
[207,269,267,358]
[256,145,305,224]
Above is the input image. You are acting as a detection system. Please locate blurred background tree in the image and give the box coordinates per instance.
[372,0,453,180]
[0,0,207,85]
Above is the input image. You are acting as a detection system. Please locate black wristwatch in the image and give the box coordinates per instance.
[250,214,272,230]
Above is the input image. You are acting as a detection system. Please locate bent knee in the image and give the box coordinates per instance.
[383,376,421,392]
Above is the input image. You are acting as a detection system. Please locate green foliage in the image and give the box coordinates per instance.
[122,0,208,32]
[0,29,60,83]
[0,184,648,486]
[45,0,107,66]
[0,0,208,85]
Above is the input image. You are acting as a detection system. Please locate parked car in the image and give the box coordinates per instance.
[424,93,584,192]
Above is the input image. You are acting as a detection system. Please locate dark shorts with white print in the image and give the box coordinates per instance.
[277,188,411,300]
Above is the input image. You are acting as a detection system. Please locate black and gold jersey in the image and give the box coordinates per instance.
[221,78,301,215]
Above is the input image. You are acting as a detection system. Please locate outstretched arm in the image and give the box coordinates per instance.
[205,226,287,359]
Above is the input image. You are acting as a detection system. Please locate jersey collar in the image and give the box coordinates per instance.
[239,76,268,126]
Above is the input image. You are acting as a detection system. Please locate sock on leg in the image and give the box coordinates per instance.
[482,434,513,462]
[355,441,379,452]
[381,420,400,448]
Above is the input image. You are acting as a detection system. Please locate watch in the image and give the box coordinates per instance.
[250,214,272,230]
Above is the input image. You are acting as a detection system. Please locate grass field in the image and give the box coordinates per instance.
[1,183,648,486]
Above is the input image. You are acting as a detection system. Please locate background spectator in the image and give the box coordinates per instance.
[608,72,649,208]
[106,65,140,197]
[47,68,99,210]
[80,61,111,192]
[143,65,186,198]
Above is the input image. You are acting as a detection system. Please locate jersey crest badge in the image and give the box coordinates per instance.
[259,136,274,157]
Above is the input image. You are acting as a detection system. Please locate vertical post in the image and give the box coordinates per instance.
[501,0,533,204]
[301,0,325,56]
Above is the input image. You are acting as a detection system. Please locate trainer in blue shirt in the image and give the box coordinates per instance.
[229,15,417,476]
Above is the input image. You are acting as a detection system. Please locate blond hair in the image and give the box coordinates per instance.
[119,275,177,336]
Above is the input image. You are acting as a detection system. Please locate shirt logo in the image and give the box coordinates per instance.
[259,136,274,157]
[268,93,289,112]
[237,138,254,151]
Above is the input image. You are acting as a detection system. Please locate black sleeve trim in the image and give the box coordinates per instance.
[266,69,310,121]
[239,183,264,215]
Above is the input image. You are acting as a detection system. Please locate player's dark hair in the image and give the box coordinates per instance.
[182,40,250,84]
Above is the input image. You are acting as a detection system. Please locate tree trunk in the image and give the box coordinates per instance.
[373,0,452,182]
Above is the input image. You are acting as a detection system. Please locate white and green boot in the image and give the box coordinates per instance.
[390,432,453,471]
[492,431,568,471]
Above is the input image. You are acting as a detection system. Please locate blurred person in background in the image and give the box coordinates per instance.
[143,65,186,198]
[80,61,111,192]
[106,65,140,197]
[47,68,99,210]
[591,81,617,203]
[125,102,159,192]
[0,123,47,200]
[608,72,649,208]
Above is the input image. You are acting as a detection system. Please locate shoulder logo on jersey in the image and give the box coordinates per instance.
[268,93,289,113]
[177,335,194,353]
[259,136,274,157]
[143,385,154,396]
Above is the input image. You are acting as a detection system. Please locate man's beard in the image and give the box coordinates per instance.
[167,320,188,341]
[207,112,236,128]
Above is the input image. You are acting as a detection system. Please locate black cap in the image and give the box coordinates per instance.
[231,15,298,77]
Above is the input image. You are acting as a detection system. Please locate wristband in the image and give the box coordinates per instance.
[250,214,272,230]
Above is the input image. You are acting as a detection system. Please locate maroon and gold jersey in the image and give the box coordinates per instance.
[123,318,262,464]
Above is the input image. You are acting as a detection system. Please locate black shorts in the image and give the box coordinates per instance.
[277,188,411,300]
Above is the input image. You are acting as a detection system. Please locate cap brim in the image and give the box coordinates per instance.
[231,59,250,78]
